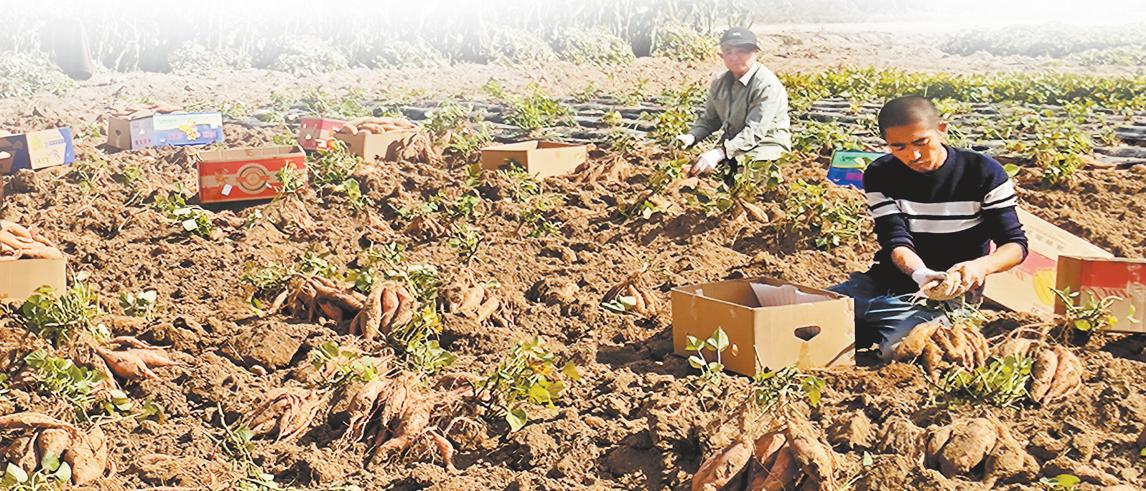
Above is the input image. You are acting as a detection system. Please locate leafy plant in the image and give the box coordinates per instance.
[933,354,1032,408]
[211,413,282,491]
[23,350,133,421]
[686,327,730,391]
[474,336,579,432]
[0,462,71,490]
[309,341,383,388]
[503,83,575,134]
[118,290,158,321]
[747,366,826,416]
[652,22,716,63]
[781,180,864,250]
[1052,287,1135,333]
[153,189,214,238]
[1038,473,1081,491]
[12,275,101,346]
[624,157,686,220]
[308,140,372,210]
[447,226,483,264]
[271,163,307,197]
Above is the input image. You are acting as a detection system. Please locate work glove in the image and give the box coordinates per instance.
[912,267,963,301]
[675,134,696,149]
[689,147,725,177]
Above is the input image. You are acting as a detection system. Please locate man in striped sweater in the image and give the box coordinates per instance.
[829,96,1028,359]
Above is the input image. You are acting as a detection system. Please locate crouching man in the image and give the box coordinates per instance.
[828,96,1028,359]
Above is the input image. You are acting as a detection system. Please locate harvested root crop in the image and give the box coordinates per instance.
[404,213,449,241]
[289,276,367,324]
[916,271,967,301]
[891,320,990,381]
[349,281,416,341]
[692,419,838,491]
[994,338,1083,405]
[569,156,632,183]
[440,276,510,326]
[337,374,464,471]
[731,200,770,224]
[108,102,182,120]
[246,386,327,442]
[923,417,1036,486]
[0,219,64,261]
[601,271,659,317]
[94,336,177,382]
[335,116,417,136]
[0,412,107,485]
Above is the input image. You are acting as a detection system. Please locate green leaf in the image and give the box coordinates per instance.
[561,362,581,382]
[4,463,28,483]
[707,362,724,373]
[1073,319,1092,332]
[688,355,705,369]
[1003,163,1020,177]
[41,451,61,472]
[685,335,701,352]
[710,327,729,351]
[52,461,72,482]
[506,407,528,432]
[862,451,873,467]
[528,383,552,404]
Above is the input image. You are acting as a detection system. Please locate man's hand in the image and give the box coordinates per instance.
[675,134,696,149]
[947,260,990,292]
[689,148,725,177]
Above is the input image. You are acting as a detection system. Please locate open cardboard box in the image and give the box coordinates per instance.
[195,145,307,204]
[0,258,67,303]
[0,128,76,174]
[671,276,855,376]
[479,141,587,178]
[1055,256,1146,334]
[109,112,223,150]
[983,208,1113,318]
[334,129,418,162]
[297,116,347,151]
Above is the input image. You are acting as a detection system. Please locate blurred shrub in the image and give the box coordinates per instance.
[652,22,716,63]
[0,51,74,98]
[551,28,634,66]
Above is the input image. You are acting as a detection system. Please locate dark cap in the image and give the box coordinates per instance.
[719,28,759,49]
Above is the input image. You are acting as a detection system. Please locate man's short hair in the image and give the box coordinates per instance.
[877,96,940,137]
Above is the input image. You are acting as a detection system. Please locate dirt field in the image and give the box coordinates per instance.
[1,26,1145,490]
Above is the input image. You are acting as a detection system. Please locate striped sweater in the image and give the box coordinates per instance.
[863,146,1029,294]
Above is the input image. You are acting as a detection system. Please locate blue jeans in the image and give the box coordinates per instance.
[828,272,945,360]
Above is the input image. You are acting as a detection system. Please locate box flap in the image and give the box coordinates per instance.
[483,141,542,151]
[196,145,304,163]
[750,283,830,308]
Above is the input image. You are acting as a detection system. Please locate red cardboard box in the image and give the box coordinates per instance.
[1055,256,1146,334]
[194,145,307,204]
[297,117,346,151]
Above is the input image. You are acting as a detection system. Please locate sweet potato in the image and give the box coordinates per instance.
[760,445,800,491]
[891,320,941,360]
[65,425,108,484]
[248,387,326,442]
[935,418,998,477]
[0,412,80,433]
[1043,346,1082,403]
[692,439,753,491]
[1027,345,1059,403]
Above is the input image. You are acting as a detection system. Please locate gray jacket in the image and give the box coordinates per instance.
[688,63,791,161]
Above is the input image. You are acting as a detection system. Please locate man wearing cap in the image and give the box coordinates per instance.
[676,27,791,177]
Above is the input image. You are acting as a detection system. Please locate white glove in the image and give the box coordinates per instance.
[690,147,724,176]
[675,134,696,149]
[912,267,961,300]
[911,267,947,290]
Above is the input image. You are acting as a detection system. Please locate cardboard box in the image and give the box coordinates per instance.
[334,129,419,162]
[297,117,346,151]
[826,150,884,189]
[671,277,855,376]
[1055,256,1145,334]
[195,145,307,204]
[479,141,588,178]
[117,112,224,150]
[0,128,76,174]
[983,208,1113,317]
[0,258,67,303]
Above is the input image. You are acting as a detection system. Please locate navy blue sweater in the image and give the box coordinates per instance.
[863,146,1029,294]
